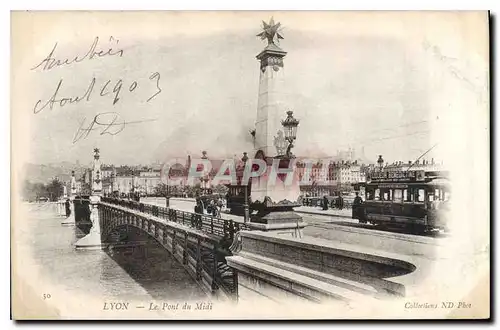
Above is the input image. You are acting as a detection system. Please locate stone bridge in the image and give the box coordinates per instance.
[70,196,419,305]
[73,196,250,299]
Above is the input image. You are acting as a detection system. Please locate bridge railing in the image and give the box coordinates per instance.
[101,197,251,241]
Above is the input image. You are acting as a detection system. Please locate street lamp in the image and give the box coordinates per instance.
[241,152,249,223]
[377,155,384,171]
[166,176,171,208]
[110,173,115,197]
[281,110,300,158]
[200,150,209,195]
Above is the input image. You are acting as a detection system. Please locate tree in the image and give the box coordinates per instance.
[46,178,64,201]
[185,184,202,198]
[22,180,45,201]
[81,182,91,195]
[21,178,64,202]
[154,183,169,197]
[213,184,228,195]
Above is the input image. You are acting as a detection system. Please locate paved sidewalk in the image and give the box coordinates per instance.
[143,197,246,223]
[143,197,355,221]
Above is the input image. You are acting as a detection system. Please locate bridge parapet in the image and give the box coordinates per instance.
[101,197,251,245]
[227,231,417,305]
[99,200,241,299]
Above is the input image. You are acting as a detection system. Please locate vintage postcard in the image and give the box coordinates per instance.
[11,11,490,320]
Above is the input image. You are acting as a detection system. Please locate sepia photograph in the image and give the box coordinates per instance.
[10,10,490,320]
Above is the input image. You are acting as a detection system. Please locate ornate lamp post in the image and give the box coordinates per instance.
[377,155,384,171]
[166,176,171,208]
[110,172,115,197]
[281,110,300,158]
[200,150,209,195]
[241,152,250,223]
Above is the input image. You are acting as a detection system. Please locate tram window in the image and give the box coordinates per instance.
[366,190,374,200]
[394,189,403,202]
[417,189,425,202]
[403,189,409,202]
[437,189,445,201]
[374,189,381,201]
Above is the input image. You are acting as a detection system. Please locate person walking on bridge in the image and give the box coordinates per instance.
[352,192,363,220]
[338,195,344,210]
[322,195,329,210]
[65,199,71,217]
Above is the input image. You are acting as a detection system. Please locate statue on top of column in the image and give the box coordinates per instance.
[257,17,284,46]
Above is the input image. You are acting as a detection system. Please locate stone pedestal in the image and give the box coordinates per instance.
[249,156,306,237]
[61,198,76,225]
[248,199,306,238]
[75,195,106,250]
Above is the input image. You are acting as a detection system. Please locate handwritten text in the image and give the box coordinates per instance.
[33,73,162,114]
[31,36,124,72]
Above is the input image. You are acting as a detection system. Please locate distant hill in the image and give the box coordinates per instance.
[22,162,89,184]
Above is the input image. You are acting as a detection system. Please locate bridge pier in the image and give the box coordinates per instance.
[75,196,106,250]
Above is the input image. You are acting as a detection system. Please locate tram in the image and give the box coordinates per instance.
[353,169,451,232]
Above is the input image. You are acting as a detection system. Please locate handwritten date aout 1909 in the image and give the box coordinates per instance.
[33,73,162,114]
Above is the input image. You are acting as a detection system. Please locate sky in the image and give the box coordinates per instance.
[14,11,488,167]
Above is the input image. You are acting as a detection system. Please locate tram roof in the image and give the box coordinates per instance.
[360,178,450,188]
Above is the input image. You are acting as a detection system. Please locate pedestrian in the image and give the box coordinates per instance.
[207,199,213,215]
[352,192,363,219]
[338,195,344,210]
[322,196,329,210]
[65,199,71,217]
[222,198,227,212]
[210,199,218,217]
[193,199,203,228]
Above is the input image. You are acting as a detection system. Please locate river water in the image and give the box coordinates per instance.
[23,202,207,302]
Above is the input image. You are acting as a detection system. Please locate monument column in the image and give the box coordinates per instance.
[61,171,77,225]
[248,18,306,237]
[75,148,105,250]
